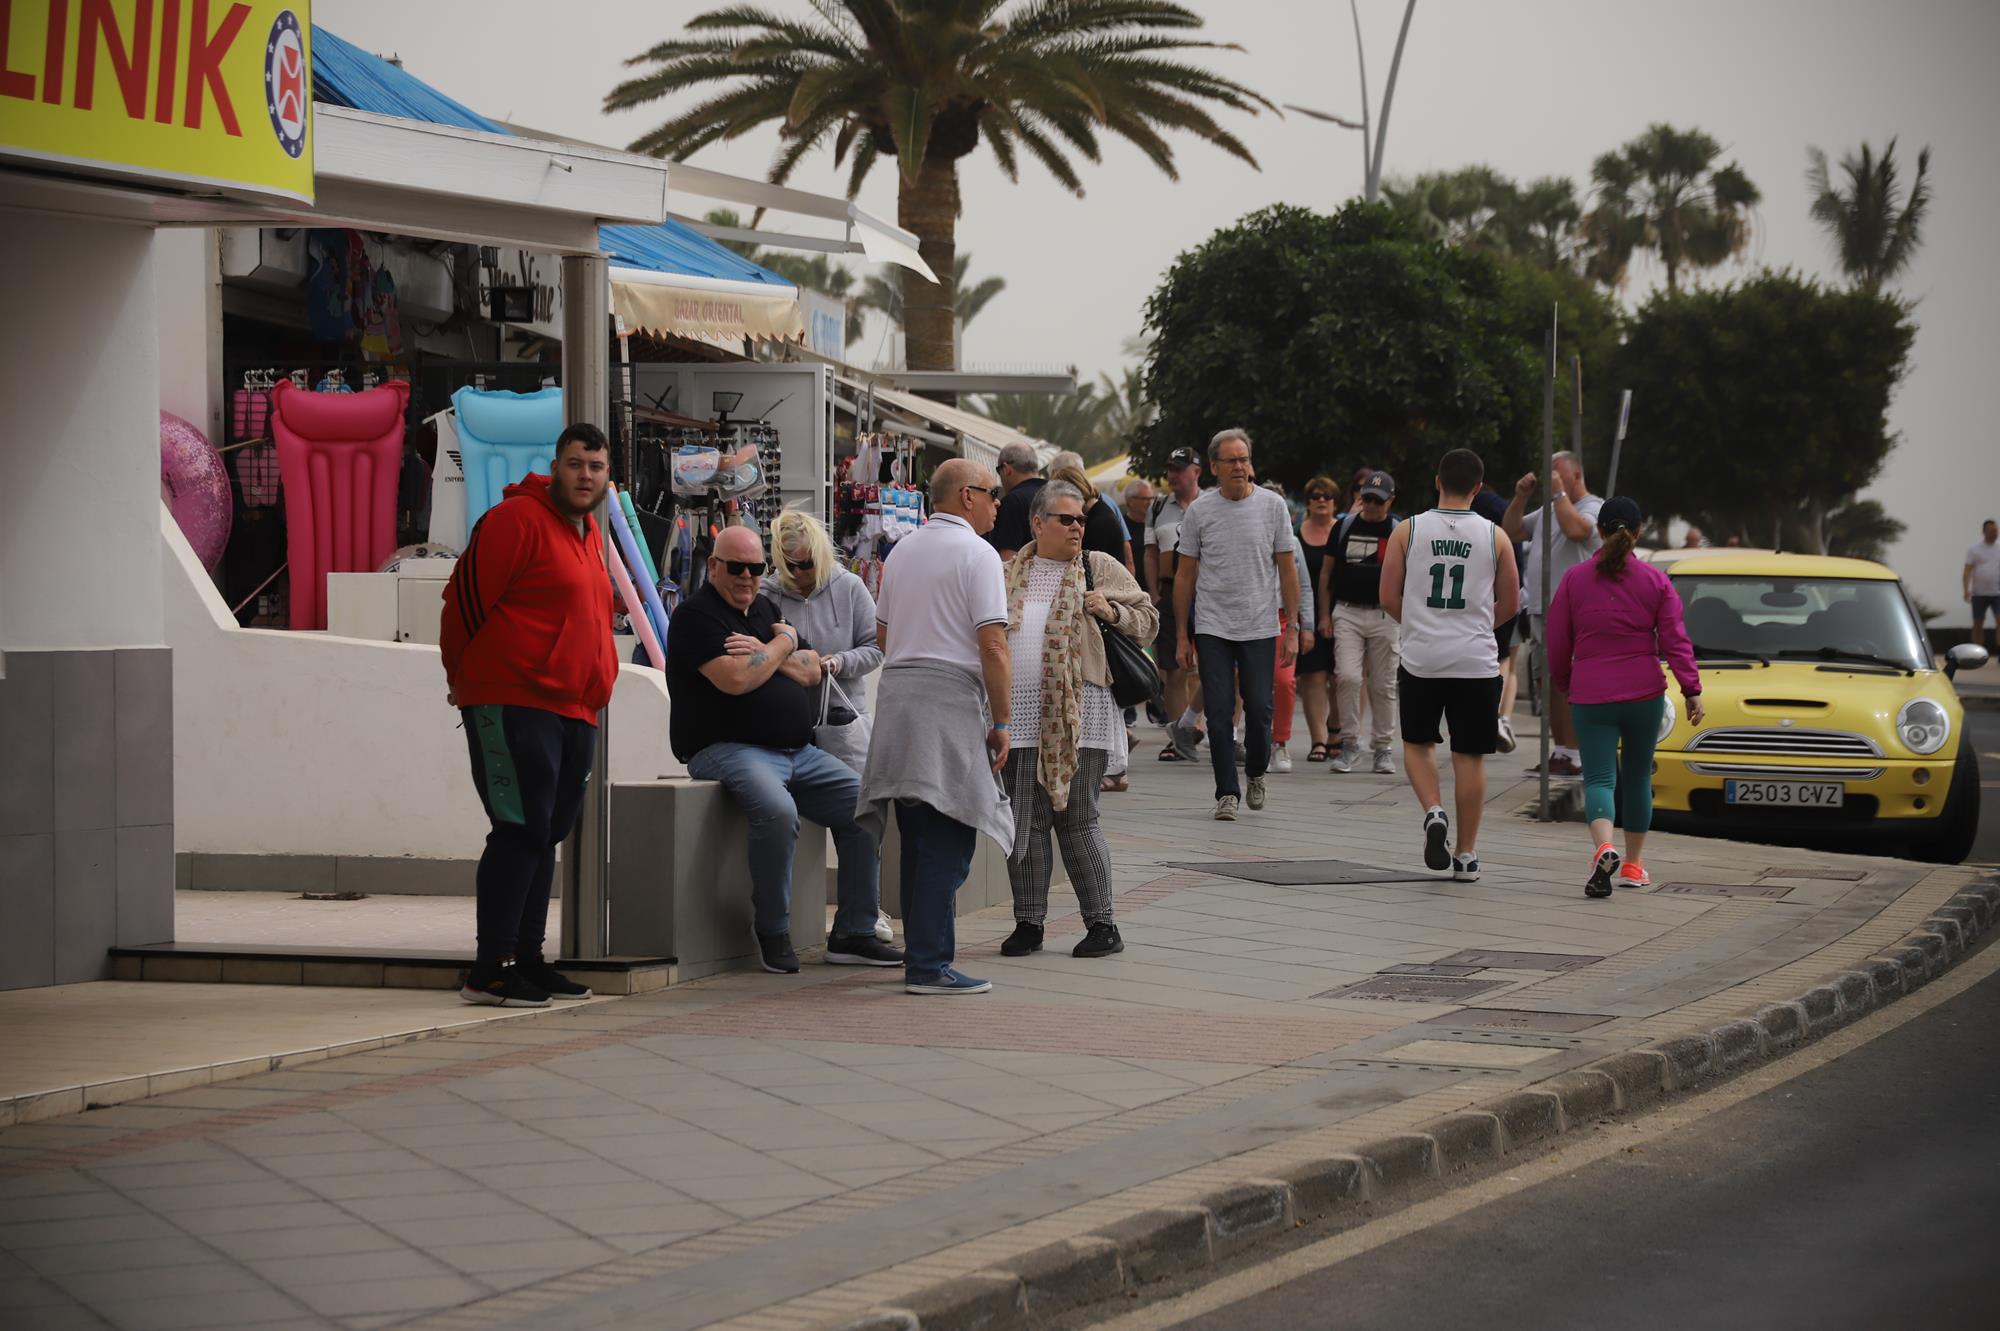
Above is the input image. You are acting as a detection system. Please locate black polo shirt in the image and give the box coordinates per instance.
[666,584,816,761]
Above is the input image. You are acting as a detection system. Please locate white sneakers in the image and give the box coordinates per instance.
[1271,743,1293,773]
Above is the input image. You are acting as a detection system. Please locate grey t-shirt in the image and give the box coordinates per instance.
[1521,495,1604,615]
[1176,487,1294,641]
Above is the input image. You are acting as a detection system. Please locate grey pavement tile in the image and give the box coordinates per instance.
[23,1306,137,1331]
[1000,1110,1117,1135]
[121,1180,322,1213]
[486,1095,672,1122]
[331,1102,507,1131]
[704,1119,890,1153]
[767,1142,941,1172]
[539,1202,731,1237]
[411,1137,600,1170]
[94,1289,311,1331]
[265,1146,477,1179]
[602,1230,702,1256]
[335,1191,542,1225]
[84,1160,276,1191]
[375,1211,577,1248]
[670,1170,841,1204]
[0,1189,145,1225]
[144,1087,307,1111]
[47,1260,267,1303]
[524,1113,711,1142]
[205,1224,406,1263]
[460,1159,645,1191]
[245,1246,455,1288]
[162,1200,356,1237]
[19,1235,219,1277]
[229,1131,388,1160]
[923,1136,1028,1160]
[480,1263,587,1293]
[0,1213,183,1251]
[818,1165,928,1188]
[0,1274,77,1310]
[508,1180,698,1212]
[769,1080,946,1107]
[426,1236,618,1276]
[301,1170,488,1202]
[372,1122,551,1151]
[286,1274,491,1318]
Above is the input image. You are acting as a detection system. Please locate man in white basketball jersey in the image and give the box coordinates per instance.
[1379,449,1521,881]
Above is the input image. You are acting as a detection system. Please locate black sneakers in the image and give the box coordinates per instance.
[460,959,551,1008]
[824,933,904,967]
[1073,922,1123,958]
[1422,807,1452,872]
[757,932,801,974]
[517,957,593,999]
[1000,922,1045,956]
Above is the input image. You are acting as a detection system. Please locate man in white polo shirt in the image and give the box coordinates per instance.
[860,458,1015,996]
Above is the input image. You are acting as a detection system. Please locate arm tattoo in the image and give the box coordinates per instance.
[748,650,770,669]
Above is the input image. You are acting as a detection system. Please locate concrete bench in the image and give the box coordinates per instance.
[609,779,826,980]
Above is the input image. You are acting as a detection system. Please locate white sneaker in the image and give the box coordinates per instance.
[873,912,895,943]
[1270,744,1293,773]
[1452,852,1481,882]
[1496,716,1517,754]
[1329,746,1360,774]
[1372,749,1396,776]
[1214,795,1240,821]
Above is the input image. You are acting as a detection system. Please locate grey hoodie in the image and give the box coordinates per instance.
[759,567,883,714]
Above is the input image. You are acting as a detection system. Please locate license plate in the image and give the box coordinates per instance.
[1723,779,1845,808]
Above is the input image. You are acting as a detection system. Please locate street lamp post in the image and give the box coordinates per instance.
[1286,0,1419,203]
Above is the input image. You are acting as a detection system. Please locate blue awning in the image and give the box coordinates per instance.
[310,25,792,292]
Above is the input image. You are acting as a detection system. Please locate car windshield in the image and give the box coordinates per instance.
[1670,575,1931,671]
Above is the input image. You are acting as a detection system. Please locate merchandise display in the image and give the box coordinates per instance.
[606,483,671,657]
[160,411,233,572]
[270,378,411,630]
[451,385,565,527]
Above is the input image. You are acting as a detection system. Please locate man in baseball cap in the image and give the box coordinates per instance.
[1315,468,1403,774]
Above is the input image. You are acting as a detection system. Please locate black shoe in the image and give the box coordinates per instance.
[1422,807,1451,872]
[1073,922,1124,958]
[1000,921,1044,956]
[460,959,551,1008]
[517,957,593,999]
[757,932,801,974]
[825,932,904,967]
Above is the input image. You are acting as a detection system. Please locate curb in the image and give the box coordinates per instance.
[1955,690,2000,714]
[835,874,2000,1331]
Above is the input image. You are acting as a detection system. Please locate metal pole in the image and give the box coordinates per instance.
[1368,0,1420,202]
[561,252,612,960]
[1536,309,1558,822]
[1348,0,1374,196]
[1605,389,1632,498]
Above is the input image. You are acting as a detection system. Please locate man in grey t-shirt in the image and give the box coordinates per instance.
[1502,449,1603,776]
[1171,429,1304,819]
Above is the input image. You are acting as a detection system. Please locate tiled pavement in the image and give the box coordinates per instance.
[1,725,1985,1331]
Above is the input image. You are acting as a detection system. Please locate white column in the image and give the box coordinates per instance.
[560,253,611,960]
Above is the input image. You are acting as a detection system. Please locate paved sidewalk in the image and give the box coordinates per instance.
[0,726,1982,1331]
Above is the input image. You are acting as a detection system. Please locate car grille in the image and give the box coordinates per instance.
[1685,762,1883,781]
[1687,728,1882,759]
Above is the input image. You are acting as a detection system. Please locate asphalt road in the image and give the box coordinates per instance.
[1111,946,2000,1331]
[1966,704,2000,864]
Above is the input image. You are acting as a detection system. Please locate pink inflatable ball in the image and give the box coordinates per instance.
[160,411,233,571]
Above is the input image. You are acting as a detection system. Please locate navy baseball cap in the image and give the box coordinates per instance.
[1358,470,1395,500]
[1599,495,1643,534]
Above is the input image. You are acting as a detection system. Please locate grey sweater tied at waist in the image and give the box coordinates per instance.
[856,660,1014,855]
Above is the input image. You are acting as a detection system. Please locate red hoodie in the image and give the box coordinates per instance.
[439,474,618,722]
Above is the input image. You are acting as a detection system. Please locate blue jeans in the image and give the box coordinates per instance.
[686,742,880,939]
[896,799,978,981]
[1195,633,1278,798]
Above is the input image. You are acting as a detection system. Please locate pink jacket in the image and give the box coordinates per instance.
[1547,552,1701,705]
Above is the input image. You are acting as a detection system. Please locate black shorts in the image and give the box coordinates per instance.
[1398,669,1503,755]
[1156,589,1180,661]
[1494,613,1519,657]
[1974,594,2000,627]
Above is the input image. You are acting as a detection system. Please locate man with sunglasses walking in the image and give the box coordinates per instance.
[666,526,903,975]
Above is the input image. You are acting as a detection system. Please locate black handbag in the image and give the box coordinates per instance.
[1083,554,1162,708]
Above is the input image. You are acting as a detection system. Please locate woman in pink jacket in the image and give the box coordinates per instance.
[1546,496,1706,897]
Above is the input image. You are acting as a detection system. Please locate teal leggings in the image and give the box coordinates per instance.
[1572,696,1666,833]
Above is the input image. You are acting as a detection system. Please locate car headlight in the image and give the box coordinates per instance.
[1896,698,1950,755]
[1658,694,1677,743]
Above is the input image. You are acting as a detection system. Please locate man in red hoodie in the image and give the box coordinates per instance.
[440,424,619,1007]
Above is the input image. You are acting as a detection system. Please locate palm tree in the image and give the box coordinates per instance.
[1805,139,1933,296]
[857,254,1006,341]
[607,1,1270,374]
[1582,124,1760,292]
[1383,166,1582,271]
[1091,364,1156,463]
[976,385,1114,458]
[703,209,865,345]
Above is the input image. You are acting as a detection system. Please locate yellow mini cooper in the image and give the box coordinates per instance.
[1650,553,1987,863]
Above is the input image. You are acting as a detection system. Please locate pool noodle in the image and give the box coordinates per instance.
[619,490,661,586]
[605,489,672,658]
[607,536,665,670]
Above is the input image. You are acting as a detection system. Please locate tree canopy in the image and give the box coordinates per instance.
[1611,271,1914,552]
[1583,124,1760,292]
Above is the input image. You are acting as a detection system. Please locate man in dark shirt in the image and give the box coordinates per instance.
[987,442,1046,558]
[1314,470,1403,774]
[667,526,903,975]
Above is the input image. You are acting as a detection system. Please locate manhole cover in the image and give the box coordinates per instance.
[1319,975,1509,1002]
[1434,949,1602,972]
[1428,1008,1614,1033]
[1171,859,1439,886]
[1649,883,1794,899]
[1759,867,1865,881]
[1381,963,1484,978]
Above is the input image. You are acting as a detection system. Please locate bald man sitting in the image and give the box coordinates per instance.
[664,525,904,975]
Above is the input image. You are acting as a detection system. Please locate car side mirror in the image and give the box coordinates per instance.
[1946,642,1989,679]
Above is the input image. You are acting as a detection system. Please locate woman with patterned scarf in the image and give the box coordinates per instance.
[999,481,1159,960]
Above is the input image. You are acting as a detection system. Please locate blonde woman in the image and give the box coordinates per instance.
[762,510,892,942]
[998,481,1158,960]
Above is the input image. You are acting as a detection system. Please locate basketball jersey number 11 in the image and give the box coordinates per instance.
[1400,508,1500,679]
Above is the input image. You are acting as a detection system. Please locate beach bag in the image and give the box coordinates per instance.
[815,673,873,773]
[1084,555,1161,709]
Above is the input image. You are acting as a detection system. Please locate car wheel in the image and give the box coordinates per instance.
[1912,733,1979,864]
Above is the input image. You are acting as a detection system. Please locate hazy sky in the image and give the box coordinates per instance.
[319,0,1997,619]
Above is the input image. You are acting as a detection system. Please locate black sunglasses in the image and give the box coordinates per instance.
[1041,512,1086,528]
[966,484,1003,501]
[717,558,766,577]
[786,557,816,572]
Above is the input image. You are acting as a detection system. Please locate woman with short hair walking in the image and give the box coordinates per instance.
[998,481,1157,958]
[1545,496,1705,897]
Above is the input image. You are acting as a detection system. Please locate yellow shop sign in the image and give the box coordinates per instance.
[0,0,313,203]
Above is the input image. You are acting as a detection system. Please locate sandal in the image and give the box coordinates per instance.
[1101,774,1130,793]
[1307,743,1330,763]
[1158,744,1189,762]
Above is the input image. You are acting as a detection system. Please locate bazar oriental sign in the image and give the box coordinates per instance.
[0,0,313,203]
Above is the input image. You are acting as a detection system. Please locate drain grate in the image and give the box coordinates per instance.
[1427,1008,1613,1033]
[1759,866,1866,881]
[1381,963,1485,978]
[1319,974,1509,1002]
[1433,949,1602,972]
[1649,882,1794,900]
[1171,859,1441,886]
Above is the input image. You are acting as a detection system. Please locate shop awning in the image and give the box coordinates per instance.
[608,267,806,345]
[839,378,1056,469]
